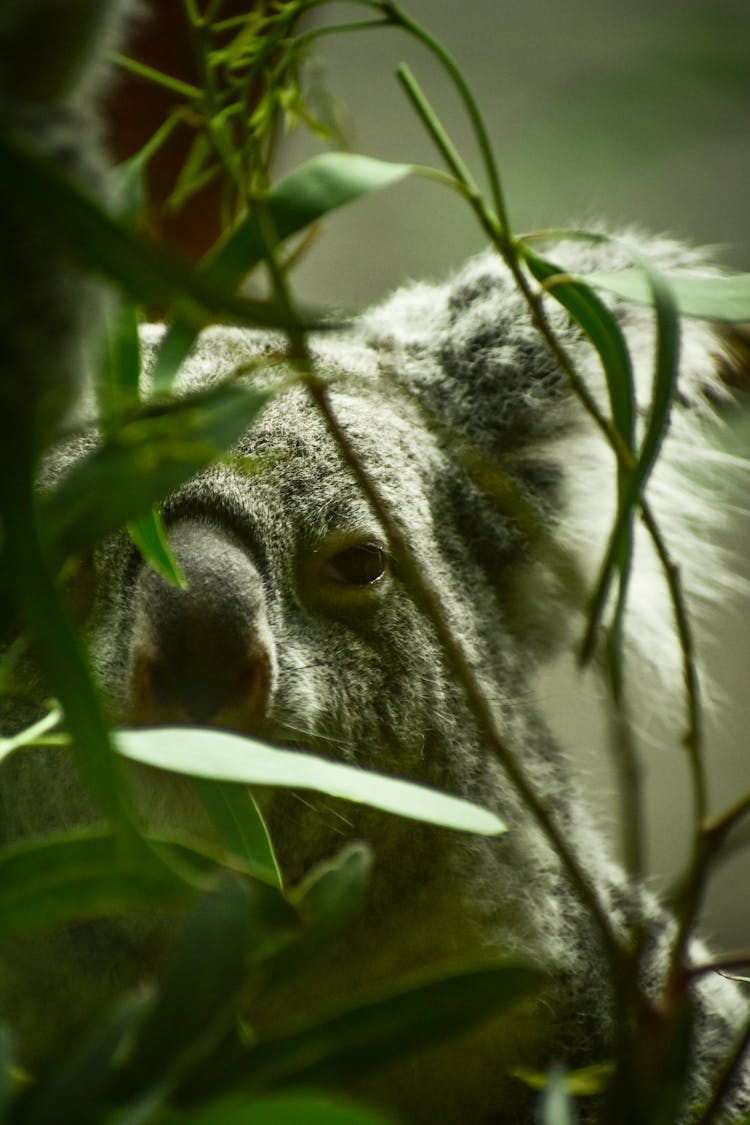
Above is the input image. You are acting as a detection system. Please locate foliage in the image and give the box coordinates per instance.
[1,2,750,1123]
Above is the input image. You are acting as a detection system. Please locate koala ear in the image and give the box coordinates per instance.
[359,250,579,462]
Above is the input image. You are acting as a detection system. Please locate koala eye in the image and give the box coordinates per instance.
[322,543,387,588]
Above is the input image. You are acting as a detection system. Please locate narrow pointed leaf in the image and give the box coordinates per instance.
[585,269,750,322]
[116,727,506,836]
[191,779,281,889]
[152,153,413,391]
[129,511,187,588]
[39,382,272,561]
[14,994,150,1125]
[117,876,294,1096]
[194,961,542,1095]
[0,830,194,937]
[163,1092,395,1125]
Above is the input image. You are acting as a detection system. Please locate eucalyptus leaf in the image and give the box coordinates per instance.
[0,128,323,332]
[115,876,295,1099]
[161,1091,395,1125]
[540,1069,580,1125]
[0,1026,13,1122]
[209,153,414,288]
[116,727,506,836]
[101,298,142,419]
[14,994,151,1125]
[192,961,541,1095]
[40,382,272,561]
[0,830,219,938]
[129,512,187,589]
[191,779,281,889]
[584,269,750,322]
[522,245,635,453]
[152,153,414,391]
[579,262,680,668]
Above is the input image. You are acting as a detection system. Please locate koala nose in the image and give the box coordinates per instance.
[127,521,276,729]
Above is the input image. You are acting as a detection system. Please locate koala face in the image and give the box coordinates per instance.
[85,366,528,883]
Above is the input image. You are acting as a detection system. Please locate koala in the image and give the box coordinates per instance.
[1,2,749,1123]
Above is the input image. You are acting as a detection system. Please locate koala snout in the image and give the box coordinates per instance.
[127,521,277,730]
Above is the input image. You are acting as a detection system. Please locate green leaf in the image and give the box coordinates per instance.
[0,1026,13,1122]
[0,127,322,333]
[539,1069,580,1125]
[0,830,193,938]
[584,269,750,322]
[580,264,680,667]
[196,961,542,1094]
[40,382,272,562]
[161,1091,395,1125]
[116,876,294,1098]
[243,845,373,998]
[191,779,282,889]
[13,994,150,1125]
[521,245,635,455]
[101,298,142,420]
[292,843,371,935]
[0,704,63,765]
[128,511,187,588]
[116,727,506,836]
[513,1061,613,1096]
[0,478,137,840]
[210,153,414,288]
[152,153,414,391]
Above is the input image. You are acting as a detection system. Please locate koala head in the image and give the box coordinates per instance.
[72,238,733,893]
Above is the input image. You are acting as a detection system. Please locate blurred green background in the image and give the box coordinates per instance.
[280,0,750,305]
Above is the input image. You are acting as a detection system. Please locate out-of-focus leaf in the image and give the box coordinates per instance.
[513,1062,613,1096]
[190,961,542,1096]
[191,779,281,889]
[101,298,142,419]
[39,382,272,561]
[0,830,222,938]
[116,876,294,1098]
[1,483,136,838]
[160,1091,395,1125]
[116,727,506,836]
[539,1069,580,1125]
[292,843,371,935]
[0,1026,13,1121]
[13,994,150,1125]
[0,704,63,765]
[585,269,750,322]
[0,128,323,332]
[152,153,414,391]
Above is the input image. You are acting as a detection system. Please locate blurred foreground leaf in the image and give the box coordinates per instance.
[152,153,414,391]
[187,961,541,1097]
[161,1091,395,1124]
[585,269,750,322]
[0,830,220,938]
[40,383,272,561]
[117,727,506,836]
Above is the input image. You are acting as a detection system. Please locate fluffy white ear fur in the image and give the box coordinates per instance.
[361,232,747,706]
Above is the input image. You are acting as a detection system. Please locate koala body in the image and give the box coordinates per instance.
[1,1,749,1121]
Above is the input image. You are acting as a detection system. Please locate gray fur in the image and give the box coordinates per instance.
[1,2,749,1121]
